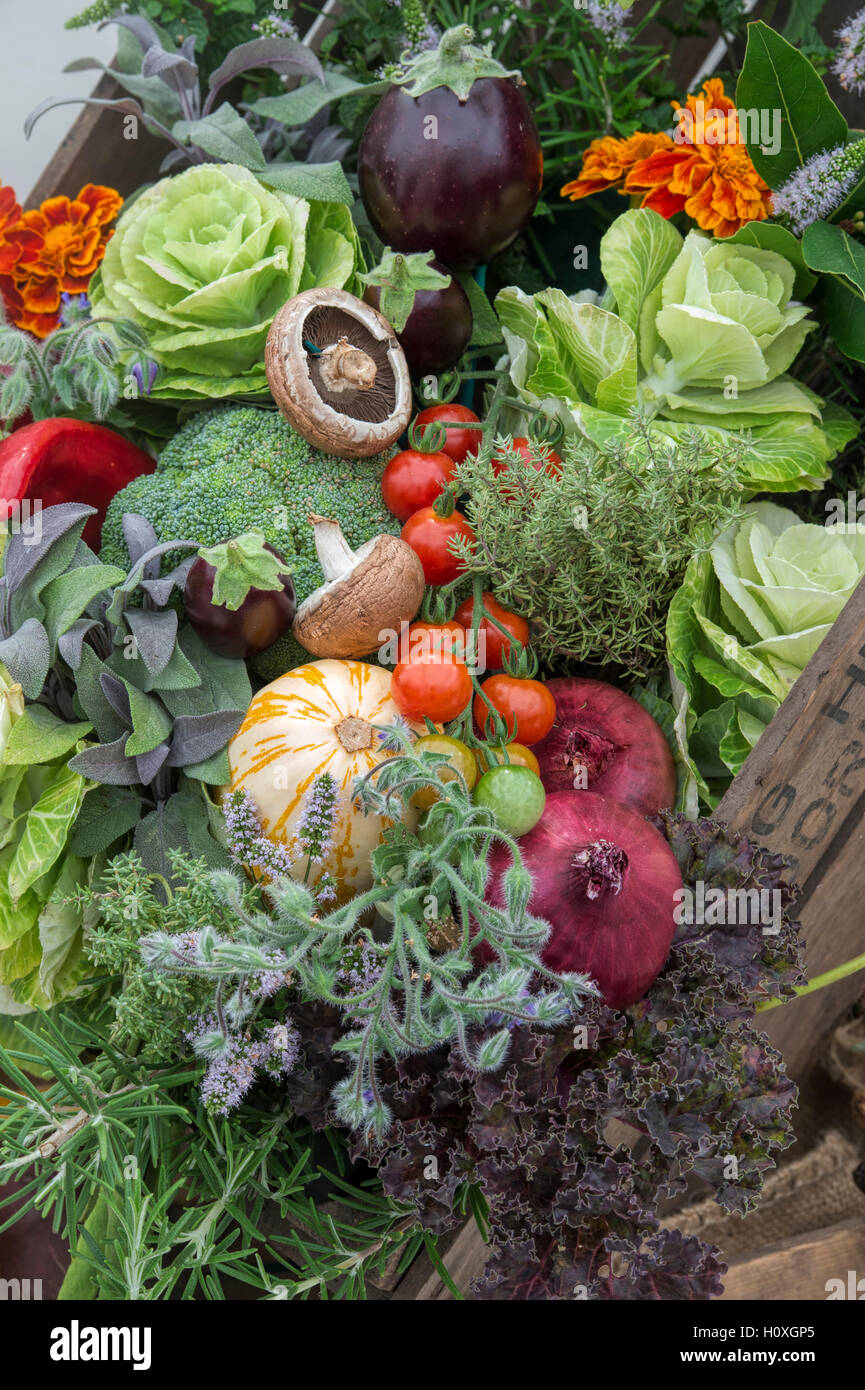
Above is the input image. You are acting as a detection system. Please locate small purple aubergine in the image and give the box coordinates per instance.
[364,260,472,375]
[185,543,296,659]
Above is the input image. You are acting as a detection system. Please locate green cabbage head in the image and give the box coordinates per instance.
[495,210,855,495]
[641,231,815,415]
[668,501,865,797]
[90,163,363,399]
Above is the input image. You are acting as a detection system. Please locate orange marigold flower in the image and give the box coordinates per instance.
[624,78,772,238]
[5,183,123,338]
[561,131,674,201]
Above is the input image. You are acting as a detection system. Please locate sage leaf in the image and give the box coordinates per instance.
[260,160,353,206]
[124,684,172,757]
[136,741,170,786]
[251,69,358,128]
[173,103,265,167]
[206,35,323,110]
[123,607,178,677]
[2,503,94,595]
[69,785,142,857]
[183,746,230,785]
[98,671,132,725]
[68,735,139,786]
[0,619,51,699]
[58,617,101,671]
[8,763,87,903]
[166,708,244,767]
[121,513,160,569]
[41,563,125,646]
[74,647,128,741]
[3,706,92,766]
[138,554,195,606]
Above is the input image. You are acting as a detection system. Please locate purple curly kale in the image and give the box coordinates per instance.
[286,815,805,1300]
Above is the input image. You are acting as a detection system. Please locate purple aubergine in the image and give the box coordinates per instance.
[364,260,472,374]
[185,544,296,660]
[358,80,543,271]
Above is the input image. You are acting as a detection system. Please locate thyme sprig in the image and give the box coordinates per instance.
[451,412,746,676]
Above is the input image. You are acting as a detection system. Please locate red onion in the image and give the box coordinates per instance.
[531,678,676,816]
[487,791,682,1009]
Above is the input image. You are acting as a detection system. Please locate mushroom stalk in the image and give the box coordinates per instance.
[317,337,377,393]
[309,514,360,582]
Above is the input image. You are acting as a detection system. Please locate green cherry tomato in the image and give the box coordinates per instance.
[473,765,546,837]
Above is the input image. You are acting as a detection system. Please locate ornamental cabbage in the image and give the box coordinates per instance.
[667,501,865,800]
[496,209,855,494]
[90,163,363,400]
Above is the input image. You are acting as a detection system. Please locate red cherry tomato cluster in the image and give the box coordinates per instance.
[381,447,455,521]
[454,591,529,670]
[383,404,557,756]
[382,407,482,582]
[473,674,556,746]
[491,436,562,480]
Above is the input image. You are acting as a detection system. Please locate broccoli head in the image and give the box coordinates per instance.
[100,405,400,677]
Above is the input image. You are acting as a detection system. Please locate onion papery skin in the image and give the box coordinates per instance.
[531,678,676,816]
[486,791,682,1009]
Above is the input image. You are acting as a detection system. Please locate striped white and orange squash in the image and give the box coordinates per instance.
[227,659,417,900]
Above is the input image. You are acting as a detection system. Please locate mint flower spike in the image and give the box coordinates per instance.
[297,772,340,867]
[771,140,865,236]
[834,6,865,97]
[223,787,295,880]
[584,0,630,51]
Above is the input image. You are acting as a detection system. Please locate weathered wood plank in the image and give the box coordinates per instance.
[718,1217,865,1301]
[26,73,166,208]
[390,1220,488,1300]
[717,574,865,1081]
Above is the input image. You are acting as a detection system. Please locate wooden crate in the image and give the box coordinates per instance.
[16,19,865,1305]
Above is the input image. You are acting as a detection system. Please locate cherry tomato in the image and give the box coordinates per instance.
[473,765,546,837]
[404,619,466,663]
[474,741,540,778]
[414,404,483,464]
[473,674,556,746]
[412,733,478,808]
[454,592,529,670]
[381,448,455,521]
[492,436,562,479]
[401,506,475,585]
[391,652,473,723]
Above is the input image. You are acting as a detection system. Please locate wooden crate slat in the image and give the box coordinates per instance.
[717,1217,865,1301]
[26,74,166,208]
[717,573,865,1081]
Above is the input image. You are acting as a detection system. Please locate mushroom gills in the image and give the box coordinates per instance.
[303,304,396,423]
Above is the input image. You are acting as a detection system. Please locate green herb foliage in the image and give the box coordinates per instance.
[0,503,249,885]
[0,1002,423,1299]
[451,415,745,676]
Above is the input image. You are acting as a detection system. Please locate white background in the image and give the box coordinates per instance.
[2,0,115,201]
